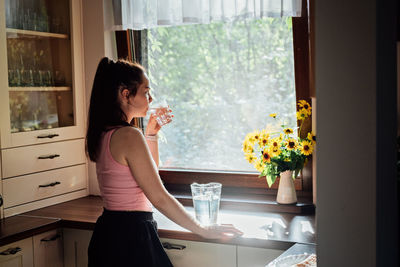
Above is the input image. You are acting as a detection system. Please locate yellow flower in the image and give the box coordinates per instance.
[300,140,314,156]
[262,149,271,163]
[297,100,309,109]
[298,100,312,116]
[296,109,308,120]
[270,146,281,157]
[253,130,261,141]
[245,153,257,163]
[253,159,265,172]
[285,138,298,150]
[269,137,281,148]
[245,132,256,145]
[269,113,277,118]
[242,139,254,153]
[284,158,291,162]
[257,130,268,147]
[307,132,316,144]
[283,128,293,135]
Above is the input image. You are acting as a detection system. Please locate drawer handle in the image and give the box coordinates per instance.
[38,154,60,159]
[0,247,21,255]
[37,134,59,139]
[162,242,186,250]
[39,181,61,188]
[41,234,61,242]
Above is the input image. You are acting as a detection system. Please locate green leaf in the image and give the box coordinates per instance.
[266,174,274,187]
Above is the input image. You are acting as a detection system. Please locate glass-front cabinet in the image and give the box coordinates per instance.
[0,0,84,148]
[0,0,87,219]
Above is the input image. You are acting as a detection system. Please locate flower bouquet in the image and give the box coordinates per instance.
[242,100,315,188]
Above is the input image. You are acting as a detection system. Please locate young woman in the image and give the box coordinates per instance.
[86,57,242,266]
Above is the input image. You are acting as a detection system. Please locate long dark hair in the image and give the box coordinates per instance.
[86,57,145,162]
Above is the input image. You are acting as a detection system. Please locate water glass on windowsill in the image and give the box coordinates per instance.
[191,183,222,226]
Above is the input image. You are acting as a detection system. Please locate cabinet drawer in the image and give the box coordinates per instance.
[1,139,85,178]
[0,237,33,267]
[3,164,86,208]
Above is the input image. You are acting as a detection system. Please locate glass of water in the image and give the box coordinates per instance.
[190,182,222,226]
[148,99,171,126]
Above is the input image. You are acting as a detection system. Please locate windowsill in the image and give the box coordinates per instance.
[167,186,315,215]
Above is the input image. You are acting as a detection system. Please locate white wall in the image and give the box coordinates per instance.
[82,0,117,195]
[315,1,377,266]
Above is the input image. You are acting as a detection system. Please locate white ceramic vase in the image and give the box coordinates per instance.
[276,170,297,204]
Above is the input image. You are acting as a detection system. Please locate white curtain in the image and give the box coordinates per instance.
[112,0,302,30]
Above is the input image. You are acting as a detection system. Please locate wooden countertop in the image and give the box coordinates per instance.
[17,195,315,250]
[0,215,60,246]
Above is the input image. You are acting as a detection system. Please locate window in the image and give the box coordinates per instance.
[144,17,297,172]
[115,4,311,195]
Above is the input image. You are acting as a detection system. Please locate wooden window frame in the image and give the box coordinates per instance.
[115,0,313,201]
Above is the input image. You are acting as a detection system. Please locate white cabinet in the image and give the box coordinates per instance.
[160,238,236,267]
[61,229,285,267]
[63,228,92,267]
[0,238,33,267]
[0,230,64,267]
[33,229,64,267]
[237,246,284,267]
[0,0,88,218]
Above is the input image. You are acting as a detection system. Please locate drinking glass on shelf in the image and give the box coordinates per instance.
[22,9,33,30]
[42,70,54,86]
[21,69,34,86]
[33,70,42,86]
[148,99,172,126]
[8,69,21,86]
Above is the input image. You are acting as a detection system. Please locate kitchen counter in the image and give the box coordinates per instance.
[0,215,61,246]
[9,195,315,251]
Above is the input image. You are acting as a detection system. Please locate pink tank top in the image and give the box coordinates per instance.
[96,128,152,211]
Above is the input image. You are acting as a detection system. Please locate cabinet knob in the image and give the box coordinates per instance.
[37,134,59,139]
[38,154,60,159]
[0,247,21,255]
[0,195,3,207]
[162,242,186,250]
[39,181,61,188]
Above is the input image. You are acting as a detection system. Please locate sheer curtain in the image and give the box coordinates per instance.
[112,0,302,30]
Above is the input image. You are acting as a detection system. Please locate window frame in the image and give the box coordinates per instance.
[115,0,312,198]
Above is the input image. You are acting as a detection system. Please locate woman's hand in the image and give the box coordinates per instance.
[198,224,244,240]
[145,107,173,136]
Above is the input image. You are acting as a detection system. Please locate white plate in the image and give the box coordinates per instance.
[266,253,315,267]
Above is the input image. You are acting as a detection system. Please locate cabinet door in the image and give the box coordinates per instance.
[63,228,92,267]
[160,238,236,267]
[237,246,284,267]
[33,229,63,267]
[0,238,33,267]
[0,0,85,148]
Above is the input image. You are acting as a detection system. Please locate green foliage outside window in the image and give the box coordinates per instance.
[145,17,296,171]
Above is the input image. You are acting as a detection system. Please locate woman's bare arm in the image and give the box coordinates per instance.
[115,127,242,239]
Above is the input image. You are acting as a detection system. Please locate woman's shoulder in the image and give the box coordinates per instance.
[112,126,145,143]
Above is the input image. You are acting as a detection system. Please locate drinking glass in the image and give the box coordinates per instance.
[148,99,172,126]
[190,182,222,226]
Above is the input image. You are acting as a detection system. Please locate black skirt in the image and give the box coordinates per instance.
[88,209,173,267]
